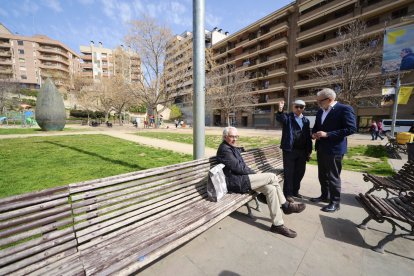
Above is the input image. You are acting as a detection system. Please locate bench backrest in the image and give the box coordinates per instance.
[0,187,77,275]
[69,145,282,252]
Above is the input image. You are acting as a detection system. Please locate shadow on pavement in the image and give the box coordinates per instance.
[319,215,367,248]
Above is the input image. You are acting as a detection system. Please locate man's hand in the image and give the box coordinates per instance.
[313,131,328,139]
[278,101,284,112]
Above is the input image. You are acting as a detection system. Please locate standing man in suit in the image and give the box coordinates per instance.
[276,100,312,203]
[310,88,356,212]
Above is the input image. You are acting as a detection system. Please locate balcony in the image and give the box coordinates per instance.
[0,41,10,48]
[298,0,357,25]
[0,51,11,57]
[361,0,402,17]
[294,78,327,89]
[297,13,354,41]
[256,82,287,93]
[261,68,288,79]
[38,46,68,57]
[39,55,69,66]
[258,53,288,66]
[81,54,92,61]
[0,68,12,74]
[257,37,288,55]
[39,62,69,73]
[0,58,12,65]
[259,22,289,41]
[81,63,93,69]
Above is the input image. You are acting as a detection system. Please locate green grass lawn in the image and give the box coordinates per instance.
[0,135,192,198]
[135,131,280,150]
[0,127,78,135]
[136,132,393,176]
[308,145,393,176]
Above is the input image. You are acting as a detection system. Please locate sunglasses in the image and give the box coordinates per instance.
[294,105,305,109]
[317,98,330,103]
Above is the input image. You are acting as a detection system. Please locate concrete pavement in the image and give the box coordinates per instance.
[2,124,412,275]
[138,165,414,276]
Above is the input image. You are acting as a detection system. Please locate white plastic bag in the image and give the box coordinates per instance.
[207,164,227,202]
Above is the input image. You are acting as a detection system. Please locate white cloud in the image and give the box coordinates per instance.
[42,0,63,12]
[21,0,39,15]
[78,0,94,4]
[206,12,222,29]
[101,0,132,23]
[119,2,132,23]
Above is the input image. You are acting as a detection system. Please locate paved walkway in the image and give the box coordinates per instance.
[2,124,412,275]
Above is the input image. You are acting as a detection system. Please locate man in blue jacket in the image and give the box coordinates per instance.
[311,88,356,212]
[217,127,306,238]
[276,99,312,203]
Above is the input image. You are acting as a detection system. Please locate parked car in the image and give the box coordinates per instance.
[382,119,414,134]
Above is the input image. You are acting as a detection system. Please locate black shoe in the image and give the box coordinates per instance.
[293,193,303,199]
[310,196,329,203]
[270,224,297,238]
[321,203,340,212]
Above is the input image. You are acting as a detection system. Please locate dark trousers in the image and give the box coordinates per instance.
[317,151,343,203]
[282,149,307,197]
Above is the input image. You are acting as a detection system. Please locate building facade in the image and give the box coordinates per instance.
[211,0,414,128]
[0,23,80,90]
[79,42,141,83]
[165,29,228,123]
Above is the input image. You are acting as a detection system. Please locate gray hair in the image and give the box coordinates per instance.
[223,126,237,140]
[317,88,336,100]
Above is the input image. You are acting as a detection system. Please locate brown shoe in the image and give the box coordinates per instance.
[286,196,295,203]
[283,202,306,215]
[270,224,297,238]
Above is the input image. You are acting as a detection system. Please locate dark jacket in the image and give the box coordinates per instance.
[276,111,312,154]
[400,53,414,71]
[312,102,356,155]
[216,141,255,194]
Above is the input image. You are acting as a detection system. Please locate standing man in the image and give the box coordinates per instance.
[311,88,356,212]
[276,100,312,203]
[217,127,306,238]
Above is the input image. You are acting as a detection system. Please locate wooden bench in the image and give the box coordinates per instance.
[0,145,283,275]
[363,160,414,197]
[355,193,414,254]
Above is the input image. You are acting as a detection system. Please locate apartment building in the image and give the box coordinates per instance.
[211,0,414,128]
[165,29,228,122]
[0,23,80,90]
[79,42,141,83]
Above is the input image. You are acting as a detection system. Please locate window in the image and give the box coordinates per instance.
[20,66,26,71]
[19,49,24,54]
[19,58,25,63]
[21,75,27,79]
[17,40,24,46]
[391,7,408,20]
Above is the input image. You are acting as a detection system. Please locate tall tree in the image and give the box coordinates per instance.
[0,79,19,113]
[125,16,175,125]
[206,65,258,126]
[311,20,384,106]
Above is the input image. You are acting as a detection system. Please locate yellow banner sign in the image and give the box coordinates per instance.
[398,86,413,104]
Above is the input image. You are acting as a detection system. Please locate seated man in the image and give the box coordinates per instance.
[216,126,306,238]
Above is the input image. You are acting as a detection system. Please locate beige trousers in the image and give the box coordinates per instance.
[248,173,287,226]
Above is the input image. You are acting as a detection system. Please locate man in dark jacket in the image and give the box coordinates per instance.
[276,99,312,203]
[400,48,414,71]
[216,127,306,238]
[311,88,356,212]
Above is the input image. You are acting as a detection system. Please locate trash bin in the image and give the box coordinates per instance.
[408,142,414,161]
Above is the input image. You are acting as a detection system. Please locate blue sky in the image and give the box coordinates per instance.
[0,0,293,54]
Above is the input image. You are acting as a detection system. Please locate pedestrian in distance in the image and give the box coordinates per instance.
[216,126,306,238]
[276,99,312,203]
[310,88,356,212]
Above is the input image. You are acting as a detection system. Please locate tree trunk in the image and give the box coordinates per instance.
[226,114,230,127]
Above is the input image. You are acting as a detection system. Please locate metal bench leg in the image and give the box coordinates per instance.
[373,223,397,254]
[357,216,372,230]
[245,203,254,218]
[254,197,262,212]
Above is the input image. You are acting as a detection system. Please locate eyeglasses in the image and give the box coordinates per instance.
[294,105,305,109]
[317,98,330,103]
[228,135,239,139]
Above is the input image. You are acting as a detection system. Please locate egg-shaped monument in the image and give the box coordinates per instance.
[35,79,66,131]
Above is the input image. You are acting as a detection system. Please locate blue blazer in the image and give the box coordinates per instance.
[312,102,356,155]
